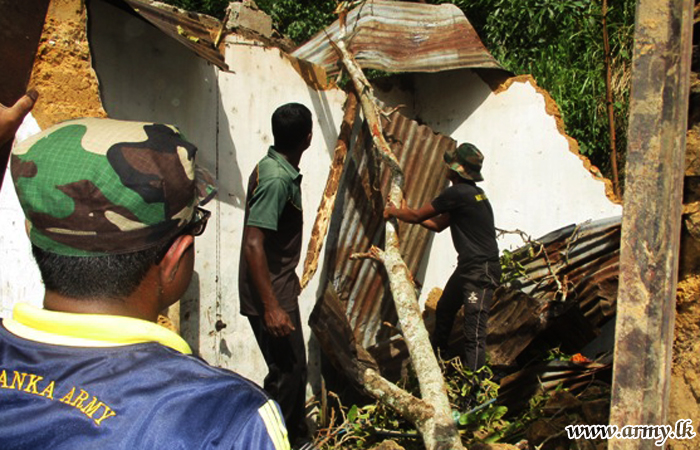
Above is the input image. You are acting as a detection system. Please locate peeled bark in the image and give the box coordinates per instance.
[301,92,359,289]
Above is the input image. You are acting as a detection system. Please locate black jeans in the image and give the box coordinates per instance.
[432,260,501,372]
[248,309,308,444]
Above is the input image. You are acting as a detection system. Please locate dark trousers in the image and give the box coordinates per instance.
[432,260,501,372]
[248,309,308,444]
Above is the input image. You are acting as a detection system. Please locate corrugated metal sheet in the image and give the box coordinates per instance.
[364,216,622,376]
[291,0,504,77]
[119,0,228,70]
[321,108,454,349]
[508,215,621,330]
[498,360,612,414]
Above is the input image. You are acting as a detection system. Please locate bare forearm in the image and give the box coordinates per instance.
[243,226,294,336]
[388,207,423,224]
[384,201,445,230]
[420,218,442,232]
[243,236,280,312]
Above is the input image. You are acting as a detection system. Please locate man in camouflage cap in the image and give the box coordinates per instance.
[384,142,500,376]
[0,118,291,450]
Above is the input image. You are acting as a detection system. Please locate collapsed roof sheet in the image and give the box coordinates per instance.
[119,0,228,70]
[291,0,504,77]
[352,216,622,378]
[319,108,454,350]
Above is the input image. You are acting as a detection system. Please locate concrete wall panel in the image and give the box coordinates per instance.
[376,70,621,306]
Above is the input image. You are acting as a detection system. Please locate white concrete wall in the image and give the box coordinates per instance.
[375,70,621,306]
[88,0,219,163]
[87,2,344,385]
[0,116,44,318]
[208,37,346,384]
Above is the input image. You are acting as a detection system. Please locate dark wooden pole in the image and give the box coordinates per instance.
[609,0,694,448]
[0,0,50,189]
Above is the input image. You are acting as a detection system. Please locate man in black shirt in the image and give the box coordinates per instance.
[384,143,500,373]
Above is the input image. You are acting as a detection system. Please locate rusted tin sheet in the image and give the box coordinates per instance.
[366,216,622,376]
[120,0,228,70]
[320,108,454,350]
[508,215,621,329]
[291,0,504,77]
[499,360,612,414]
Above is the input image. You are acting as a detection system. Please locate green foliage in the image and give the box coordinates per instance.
[499,249,527,283]
[315,357,554,449]
[257,0,337,44]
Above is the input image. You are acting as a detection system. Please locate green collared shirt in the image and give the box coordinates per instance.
[246,147,302,231]
[239,147,304,316]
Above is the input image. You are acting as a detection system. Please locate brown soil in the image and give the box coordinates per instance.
[668,276,700,450]
[28,0,106,129]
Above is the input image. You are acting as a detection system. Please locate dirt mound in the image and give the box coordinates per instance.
[29,0,106,128]
[669,278,700,450]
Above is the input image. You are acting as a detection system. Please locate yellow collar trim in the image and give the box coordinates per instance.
[5,303,192,355]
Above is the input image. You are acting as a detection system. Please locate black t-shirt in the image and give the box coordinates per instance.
[431,181,499,267]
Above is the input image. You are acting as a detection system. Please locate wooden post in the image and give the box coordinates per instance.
[0,0,50,188]
[609,0,694,448]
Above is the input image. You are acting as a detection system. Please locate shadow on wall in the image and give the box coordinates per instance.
[216,98,245,208]
[413,69,495,138]
[306,85,342,158]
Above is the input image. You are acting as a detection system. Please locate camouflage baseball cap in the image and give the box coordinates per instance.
[11,118,217,256]
[444,142,484,182]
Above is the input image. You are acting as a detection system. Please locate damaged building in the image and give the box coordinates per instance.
[0,0,622,396]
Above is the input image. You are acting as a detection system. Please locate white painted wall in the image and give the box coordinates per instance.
[0,5,620,391]
[86,2,344,385]
[0,116,44,318]
[208,37,346,385]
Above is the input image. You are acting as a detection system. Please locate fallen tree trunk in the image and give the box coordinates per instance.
[328,14,464,449]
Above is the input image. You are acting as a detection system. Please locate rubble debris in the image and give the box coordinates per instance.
[498,360,612,414]
[226,0,272,38]
[370,217,622,375]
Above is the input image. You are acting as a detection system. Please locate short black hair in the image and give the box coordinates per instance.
[271,103,312,150]
[31,242,169,299]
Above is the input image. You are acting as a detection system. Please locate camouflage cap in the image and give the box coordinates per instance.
[11,118,217,256]
[444,142,484,182]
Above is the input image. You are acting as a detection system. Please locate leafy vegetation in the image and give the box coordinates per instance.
[310,351,612,449]
[255,0,337,44]
[311,358,518,449]
[159,0,230,18]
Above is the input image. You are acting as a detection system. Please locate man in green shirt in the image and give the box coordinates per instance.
[239,103,313,448]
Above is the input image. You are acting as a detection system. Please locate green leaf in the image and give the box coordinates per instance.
[348,404,358,423]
